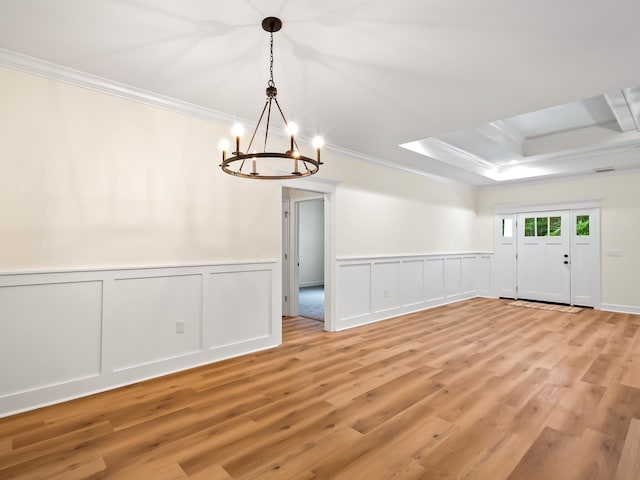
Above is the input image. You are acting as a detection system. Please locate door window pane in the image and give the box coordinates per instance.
[502,218,513,238]
[550,216,561,236]
[524,218,535,237]
[536,217,548,236]
[577,215,590,236]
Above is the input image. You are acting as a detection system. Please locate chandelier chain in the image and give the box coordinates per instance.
[268,31,275,88]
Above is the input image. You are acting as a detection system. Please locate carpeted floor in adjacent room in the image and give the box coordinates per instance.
[299,285,324,322]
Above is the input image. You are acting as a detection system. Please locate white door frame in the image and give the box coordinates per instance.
[280,177,338,332]
[493,200,601,308]
[282,199,291,316]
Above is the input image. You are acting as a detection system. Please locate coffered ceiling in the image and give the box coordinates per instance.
[402,86,640,183]
[1,0,640,185]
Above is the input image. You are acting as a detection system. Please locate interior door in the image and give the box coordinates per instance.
[517,211,571,303]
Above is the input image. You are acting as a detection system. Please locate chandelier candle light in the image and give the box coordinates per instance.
[219,17,324,179]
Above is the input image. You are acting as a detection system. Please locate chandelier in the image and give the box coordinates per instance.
[219,17,324,180]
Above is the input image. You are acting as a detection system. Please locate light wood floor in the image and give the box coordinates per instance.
[1,298,640,479]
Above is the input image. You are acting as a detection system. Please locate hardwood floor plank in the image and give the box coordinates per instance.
[243,426,362,480]
[1,298,638,479]
[619,352,640,389]
[615,418,640,480]
[545,381,606,436]
[105,459,188,480]
[507,427,619,480]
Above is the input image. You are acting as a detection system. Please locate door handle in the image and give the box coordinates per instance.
[564,254,569,258]
[563,260,569,264]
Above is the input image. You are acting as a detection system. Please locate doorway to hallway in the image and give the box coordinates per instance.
[282,189,325,324]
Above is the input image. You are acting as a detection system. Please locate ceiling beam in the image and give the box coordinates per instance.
[622,87,640,132]
[474,121,525,156]
[604,90,638,132]
[400,138,498,178]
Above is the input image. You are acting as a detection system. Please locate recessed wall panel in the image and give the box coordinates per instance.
[425,258,445,301]
[0,281,102,396]
[112,274,202,371]
[208,270,271,348]
[337,264,371,320]
[401,260,424,306]
[461,257,476,294]
[445,257,462,298]
[372,262,401,312]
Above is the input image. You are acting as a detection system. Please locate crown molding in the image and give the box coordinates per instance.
[0,48,237,125]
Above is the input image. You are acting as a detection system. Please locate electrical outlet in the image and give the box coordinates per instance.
[176,321,185,334]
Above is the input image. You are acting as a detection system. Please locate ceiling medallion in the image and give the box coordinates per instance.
[219,17,324,180]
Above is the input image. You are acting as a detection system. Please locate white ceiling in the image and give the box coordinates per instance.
[1,0,640,186]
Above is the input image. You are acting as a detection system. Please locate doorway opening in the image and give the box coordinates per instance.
[280,177,337,333]
[296,197,325,322]
[282,181,336,331]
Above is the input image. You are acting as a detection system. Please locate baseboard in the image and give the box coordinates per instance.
[336,293,477,331]
[599,303,640,315]
[299,281,324,288]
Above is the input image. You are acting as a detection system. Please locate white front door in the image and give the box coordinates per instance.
[517,211,571,303]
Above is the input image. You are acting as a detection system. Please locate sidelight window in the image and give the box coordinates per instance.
[502,218,513,238]
[576,215,590,236]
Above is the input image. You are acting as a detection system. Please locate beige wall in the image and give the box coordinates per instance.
[476,173,640,308]
[322,155,477,258]
[0,66,478,272]
[0,67,280,270]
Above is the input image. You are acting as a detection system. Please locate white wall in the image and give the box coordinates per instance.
[476,172,640,310]
[298,199,324,287]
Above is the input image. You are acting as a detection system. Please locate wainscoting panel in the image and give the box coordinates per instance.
[477,255,492,297]
[445,257,462,299]
[401,260,424,307]
[336,254,492,331]
[336,263,371,322]
[0,280,103,397]
[372,262,401,313]
[425,258,445,302]
[112,274,203,372]
[0,262,279,418]
[208,269,272,349]
[461,256,477,296]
